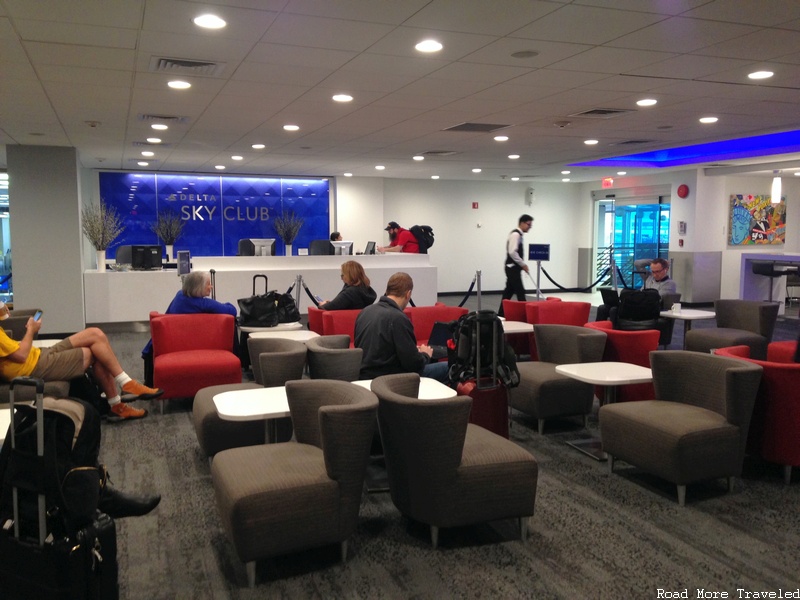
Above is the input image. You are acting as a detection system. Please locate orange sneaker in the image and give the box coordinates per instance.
[108,402,148,422]
[121,380,164,400]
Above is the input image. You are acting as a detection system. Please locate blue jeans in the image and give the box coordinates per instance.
[421,360,450,384]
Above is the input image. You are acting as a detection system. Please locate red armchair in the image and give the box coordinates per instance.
[583,320,658,403]
[321,310,361,345]
[715,342,800,484]
[404,304,468,344]
[150,312,242,409]
[307,306,325,335]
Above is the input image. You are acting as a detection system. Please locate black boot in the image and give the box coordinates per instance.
[99,486,161,518]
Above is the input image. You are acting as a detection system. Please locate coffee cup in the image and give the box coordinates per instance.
[672,303,681,313]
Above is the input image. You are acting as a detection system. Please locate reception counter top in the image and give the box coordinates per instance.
[84,254,437,324]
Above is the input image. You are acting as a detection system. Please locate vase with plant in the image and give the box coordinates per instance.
[151,210,185,261]
[273,210,304,256]
[81,200,125,271]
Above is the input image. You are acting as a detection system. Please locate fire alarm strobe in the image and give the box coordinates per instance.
[677,184,690,198]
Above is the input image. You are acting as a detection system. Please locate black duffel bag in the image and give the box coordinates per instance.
[237,274,279,327]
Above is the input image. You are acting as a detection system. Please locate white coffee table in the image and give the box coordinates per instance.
[501,320,534,334]
[659,309,716,348]
[239,322,303,334]
[32,339,62,348]
[555,361,653,461]
[352,377,457,399]
[213,386,290,443]
[248,330,319,342]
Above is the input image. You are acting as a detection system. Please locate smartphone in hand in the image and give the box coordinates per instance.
[33,310,43,321]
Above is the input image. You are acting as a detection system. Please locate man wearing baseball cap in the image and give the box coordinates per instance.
[377,221,419,254]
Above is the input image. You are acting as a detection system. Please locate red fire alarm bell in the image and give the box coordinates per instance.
[677,184,689,198]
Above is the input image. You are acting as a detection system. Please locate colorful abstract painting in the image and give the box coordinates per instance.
[729,194,785,246]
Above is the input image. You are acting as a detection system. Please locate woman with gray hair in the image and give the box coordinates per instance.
[141,271,238,380]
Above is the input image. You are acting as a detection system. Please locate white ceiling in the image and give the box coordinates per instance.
[2,0,800,182]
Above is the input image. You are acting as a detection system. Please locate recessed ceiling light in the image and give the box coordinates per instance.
[415,39,443,53]
[562,178,571,182]
[251,143,265,149]
[231,155,243,161]
[375,165,385,170]
[617,171,627,175]
[215,165,225,170]
[332,94,353,102]
[141,151,154,157]
[637,98,657,107]
[168,80,191,89]
[431,175,440,180]
[283,124,299,131]
[146,138,161,144]
[561,170,571,175]
[151,123,168,131]
[748,70,773,80]
[511,177,520,181]
[343,172,353,177]
[413,155,425,161]
[138,162,149,166]
[699,116,718,124]
[794,172,800,176]
[494,135,509,142]
[472,168,482,173]
[584,139,599,145]
[193,14,226,29]
[508,154,520,160]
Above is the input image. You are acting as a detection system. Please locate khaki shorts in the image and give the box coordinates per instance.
[30,339,86,381]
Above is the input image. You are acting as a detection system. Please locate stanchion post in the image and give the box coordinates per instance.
[295,274,302,310]
[610,253,619,292]
[536,260,542,301]
[476,270,482,311]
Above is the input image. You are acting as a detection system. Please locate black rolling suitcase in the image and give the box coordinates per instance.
[0,377,119,600]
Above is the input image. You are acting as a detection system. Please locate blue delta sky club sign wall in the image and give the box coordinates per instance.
[98,172,330,257]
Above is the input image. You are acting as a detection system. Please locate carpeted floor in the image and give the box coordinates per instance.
[96,296,799,599]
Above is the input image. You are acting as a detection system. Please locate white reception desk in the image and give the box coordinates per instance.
[84,254,437,324]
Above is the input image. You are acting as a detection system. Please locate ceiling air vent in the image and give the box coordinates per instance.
[137,114,190,125]
[612,139,654,146]
[132,141,171,147]
[568,108,633,119]
[148,56,227,77]
[443,122,510,133]
[421,150,459,157]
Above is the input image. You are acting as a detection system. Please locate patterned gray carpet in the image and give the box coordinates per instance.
[95,297,799,599]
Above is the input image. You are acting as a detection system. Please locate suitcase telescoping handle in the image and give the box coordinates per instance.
[252,274,268,295]
[8,376,47,544]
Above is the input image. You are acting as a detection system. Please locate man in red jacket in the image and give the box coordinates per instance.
[378,222,419,254]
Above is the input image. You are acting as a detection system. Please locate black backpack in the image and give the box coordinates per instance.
[448,310,520,388]
[409,225,434,254]
[612,289,662,330]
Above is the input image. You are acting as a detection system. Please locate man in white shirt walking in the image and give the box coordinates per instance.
[499,214,533,317]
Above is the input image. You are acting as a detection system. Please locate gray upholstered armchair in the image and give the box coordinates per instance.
[600,350,763,506]
[192,338,306,457]
[211,380,378,587]
[509,324,607,434]
[306,334,362,381]
[371,373,538,549]
[684,299,779,360]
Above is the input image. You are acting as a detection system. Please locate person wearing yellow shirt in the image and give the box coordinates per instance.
[0,303,163,421]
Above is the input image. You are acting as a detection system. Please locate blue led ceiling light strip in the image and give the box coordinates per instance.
[570,129,800,169]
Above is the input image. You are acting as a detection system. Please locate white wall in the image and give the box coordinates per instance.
[333,177,385,254]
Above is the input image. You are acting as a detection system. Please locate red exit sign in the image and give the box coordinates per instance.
[472,202,479,209]
[602,177,614,188]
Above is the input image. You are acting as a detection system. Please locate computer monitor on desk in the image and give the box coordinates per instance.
[331,241,353,255]
[238,238,276,256]
[131,245,163,270]
[364,241,376,255]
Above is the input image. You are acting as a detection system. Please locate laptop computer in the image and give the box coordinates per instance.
[427,321,455,361]
[600,288,620,307]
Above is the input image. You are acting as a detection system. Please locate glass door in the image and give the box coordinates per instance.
[612,197,670,288]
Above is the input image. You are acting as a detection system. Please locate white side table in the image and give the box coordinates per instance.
[213,387,290,443]
[659,309,716,348]
[352,377,456,399]
[248,330,319,342]
[0,407,10,445]
[501,320,534,334]
[555,361,653,461]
